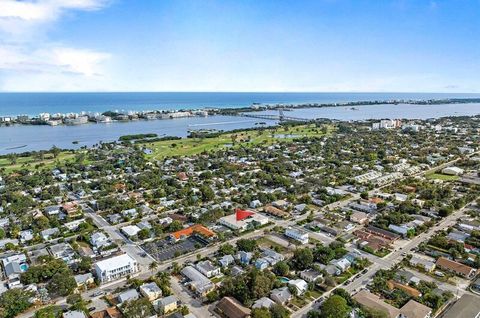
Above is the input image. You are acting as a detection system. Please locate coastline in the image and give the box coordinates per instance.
[1,97,480,128]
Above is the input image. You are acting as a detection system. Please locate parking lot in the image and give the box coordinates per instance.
[142,235,208,261]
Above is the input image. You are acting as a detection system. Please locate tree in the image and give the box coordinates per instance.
[34,305,62,318]
[167,220,183,232]
[320,295,350,318]
[50,146,61,158]
[149,261,158,273]
[0,288,32,318]
[362,307,389,318]
[218,243,236,256]
[122,298,155,318]
[252,307,271,318]
[270,304,290,318]
[292,248,313,270]
[77,257,92,272]
[273,261,290,276]
[236,239,258,252]
[47,270,77,296]
[137,228,150,240]
[307,311,321,318]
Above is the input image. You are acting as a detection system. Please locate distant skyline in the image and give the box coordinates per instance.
[0,0,479,92]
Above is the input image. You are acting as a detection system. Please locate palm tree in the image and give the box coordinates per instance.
[148,261,158,273]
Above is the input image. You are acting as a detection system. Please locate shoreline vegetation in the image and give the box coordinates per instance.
[0,122,332,173]
[0,97,479,128]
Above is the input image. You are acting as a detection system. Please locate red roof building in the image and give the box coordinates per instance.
[235,209,255,221]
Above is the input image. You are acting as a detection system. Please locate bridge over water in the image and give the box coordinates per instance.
[238,109,310,122]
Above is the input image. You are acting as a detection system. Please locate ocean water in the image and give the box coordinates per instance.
[1,92,480,116]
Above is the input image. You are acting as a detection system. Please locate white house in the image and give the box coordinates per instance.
[288,279,308,295]
[195,260,220,278]
[140,282,162,301]
[442,166,464,176]
[94,253,139,283]
[121,225,141,238]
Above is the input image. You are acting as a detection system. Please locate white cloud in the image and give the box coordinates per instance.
[0,0,107,23]
[51,47,110,76]
[0,0,111,91]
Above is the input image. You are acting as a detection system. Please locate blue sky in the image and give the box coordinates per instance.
[0,0,479,92]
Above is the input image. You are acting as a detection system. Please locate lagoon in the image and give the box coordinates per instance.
[0,103,479,155]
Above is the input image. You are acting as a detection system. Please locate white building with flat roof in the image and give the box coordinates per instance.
[285,227,309,244]
[93,253,139,283]
[218,211,268,232]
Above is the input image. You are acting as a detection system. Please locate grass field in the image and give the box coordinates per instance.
[0,152,76,173]
[425,173,460,181]
[145,124,333,159]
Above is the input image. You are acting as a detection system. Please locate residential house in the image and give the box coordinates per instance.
[270,287,292,305]
[140,282,162,301]
[117,289,139,303]
[219,255,235,268]
[121,225,141,238]
[409,256,436,272]
[181,266,215,296]
[288,279,308,295]
[195,260,220,278]
[49,243,76,264]
[153,295,178,314]
[252,297,275,309]
[300,269,323,283]
[441,294,480,318]
[215,297,251,318]
[350,211,369,224]
[436,257,476,279]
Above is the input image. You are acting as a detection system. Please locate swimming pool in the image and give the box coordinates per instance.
[279,277,290,283]
[20,263,28,271]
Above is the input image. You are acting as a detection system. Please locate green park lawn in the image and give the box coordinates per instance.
[145,124,333,159]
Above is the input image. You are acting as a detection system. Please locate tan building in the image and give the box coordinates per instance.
[215,297,251,318]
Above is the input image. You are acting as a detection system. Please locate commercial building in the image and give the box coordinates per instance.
[93,253,139,283]
[169,224,215,242]
[218,209,268,232]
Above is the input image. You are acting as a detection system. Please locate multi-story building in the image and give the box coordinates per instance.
[93,253,139,283]
[285,227,309,244]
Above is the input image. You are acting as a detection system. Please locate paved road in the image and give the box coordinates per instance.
[292,200,477,318]
[170,276,214,317]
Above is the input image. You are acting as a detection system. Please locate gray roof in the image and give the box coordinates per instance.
[118,289,139,303]
[159,295,177,306]
[253,297,275,309]
[4,262,21,277]
[441,294,480,318]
